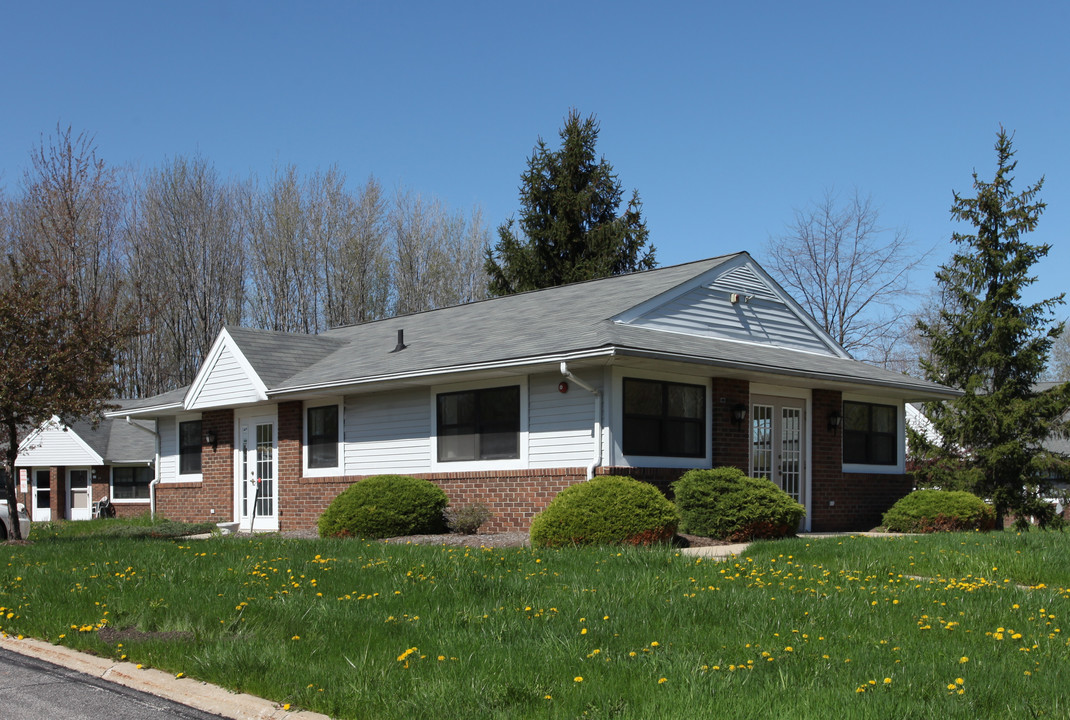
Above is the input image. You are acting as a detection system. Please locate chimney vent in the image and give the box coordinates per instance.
[390,329,407,353]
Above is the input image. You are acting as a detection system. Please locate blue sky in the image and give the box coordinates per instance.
[2,0,1068,316]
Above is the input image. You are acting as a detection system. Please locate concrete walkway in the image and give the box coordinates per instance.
[679,531,905,560]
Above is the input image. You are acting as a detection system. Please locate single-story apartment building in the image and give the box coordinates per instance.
[14,411,157,521]
[111,252,960,532]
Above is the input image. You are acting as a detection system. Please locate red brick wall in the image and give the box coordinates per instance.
[711,378,751,470]
[157,409,234,524]
[809,388,911,530]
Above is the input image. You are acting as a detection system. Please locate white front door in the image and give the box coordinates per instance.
[67,468,91,521]
[33,469,52,522]
[235,415,278,531]
[750,396,807,511]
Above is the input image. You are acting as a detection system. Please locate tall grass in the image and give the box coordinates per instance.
[2,526,1069,718]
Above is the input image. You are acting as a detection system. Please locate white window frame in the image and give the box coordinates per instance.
[610,368,713,468]
[176,413,204,482]
[430,377,528,472]
[110,464,154,503]
[303,397,344,478]
[841,393,905,475]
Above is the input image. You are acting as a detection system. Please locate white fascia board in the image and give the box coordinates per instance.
[105,402,183,419]
[183,327,269,410]
[267,348,618,397]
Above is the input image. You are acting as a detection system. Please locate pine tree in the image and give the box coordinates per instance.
[485,110,656,295]
[918,128,1070,527]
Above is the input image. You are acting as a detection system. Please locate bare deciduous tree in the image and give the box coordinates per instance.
[319,174,391,327]
[131,155,245,393]
[764,189,928,362]
[390,190,489,316]
[13,125,124,316]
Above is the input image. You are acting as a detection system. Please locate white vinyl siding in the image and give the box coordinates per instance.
[344,389,431,474]
[157,416,178,482]
[189,344,263,409]
[630,284,833,355]
[15,423,101,467]
[528,372,599,469]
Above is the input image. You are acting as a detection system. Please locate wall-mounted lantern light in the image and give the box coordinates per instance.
[204,429,218,450]
[731,403,748,424]
[828,411,842,434]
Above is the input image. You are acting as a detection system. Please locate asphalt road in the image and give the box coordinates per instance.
[0,646,227,720]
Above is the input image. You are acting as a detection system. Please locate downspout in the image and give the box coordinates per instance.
[127,416,161,519]
[560,362,601,480]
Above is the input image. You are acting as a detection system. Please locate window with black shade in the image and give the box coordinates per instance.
[843,401,897,465]
[112,466,153,500]
[437,386,520,462]
[307,405,339,469]
[622,378,706,458]
[179,420,202,475]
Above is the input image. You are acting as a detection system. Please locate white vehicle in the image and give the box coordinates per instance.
[0,502,31,540]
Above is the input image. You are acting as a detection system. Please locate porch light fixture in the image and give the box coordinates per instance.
[731,403,748,424]
[204,429,218,449]
[828,411,842,434]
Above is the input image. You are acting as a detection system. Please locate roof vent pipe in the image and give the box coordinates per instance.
[390,329,407,353]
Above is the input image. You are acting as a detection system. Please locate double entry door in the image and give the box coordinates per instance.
[750,396,807,508]
[235,414,278,531]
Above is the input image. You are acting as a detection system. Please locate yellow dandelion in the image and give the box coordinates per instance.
[581,628,587,635]
[658,677,667,684]
[959,656,968,664]
[650,641,659,647]
[955,678,964,686]
[291,635,300,640]
[176,672,184,679]
[883,678,891,685]
[574,676,583,683]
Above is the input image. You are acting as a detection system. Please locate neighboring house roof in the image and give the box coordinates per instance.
[15,415,156,467]
[115,253,960,416]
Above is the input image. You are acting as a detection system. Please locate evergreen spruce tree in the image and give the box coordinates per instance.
[918,128,1070,527]
[485,110,656,295]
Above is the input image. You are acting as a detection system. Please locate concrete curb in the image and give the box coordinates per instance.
[0,634,330,720]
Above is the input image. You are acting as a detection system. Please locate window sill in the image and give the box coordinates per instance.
[842,463,903,476]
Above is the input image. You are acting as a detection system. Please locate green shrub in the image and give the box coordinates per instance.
[318,475,448,539]
[673,467,805,541]
[882,489,995,533]
[529,476,678,547]
[445,501,493,535]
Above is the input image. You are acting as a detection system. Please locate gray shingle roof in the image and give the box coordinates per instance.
[66,417,156,463]
[121,253,960,409]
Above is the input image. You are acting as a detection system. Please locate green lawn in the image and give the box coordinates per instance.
[2,523,1069,719]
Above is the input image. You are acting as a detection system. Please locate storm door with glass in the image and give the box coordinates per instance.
[67,468,91,521]
[235,415,277,531]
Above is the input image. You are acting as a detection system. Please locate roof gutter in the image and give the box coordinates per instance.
[560,362,601,480]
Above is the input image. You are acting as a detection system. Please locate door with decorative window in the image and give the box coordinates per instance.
[750,396,807,511]
[235,414,278,531]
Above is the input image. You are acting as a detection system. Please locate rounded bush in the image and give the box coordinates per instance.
[318,475,448,539]
[529,476,678,547]
[882,489,995,533]
[673,467,805,541]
